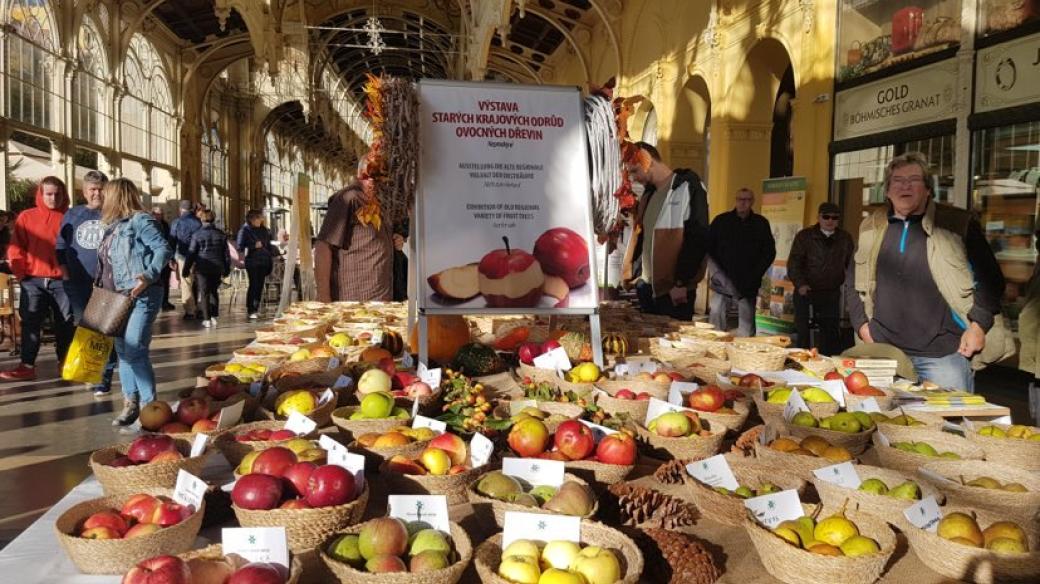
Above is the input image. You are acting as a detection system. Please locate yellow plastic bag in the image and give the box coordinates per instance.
[62,327,114,385]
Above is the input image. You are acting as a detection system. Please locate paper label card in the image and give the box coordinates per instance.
[249,381,263,397]
[813,462,862,489]
[333,375,353,390]
[578,419,617,442]
[222,527,290,569]
[502,457,565,488]
[216,399,245,430]
[371,331,384,345]
[903,496,942,533]
[412,415,447,433]
[658,338,673,348]
[190,433,209,458]
[401,352,415,369]
[283,411,317,435]
[669,381,698,406]
[388,495,451,532]
[509,400,539,416]
[686,454,739,491]
[502,511,581,548]
[418,365,442,388]
[644,397,694,426]
[875,430,891,448]
[469,433,495,468]
[992,415,1012,425]
[318,388,336,406]
[534,347,571,371]
[627,357,658,374]
[743,489,804,529]
[321,438,365,496]
[327,357,341,370]
[613,364,630,377]
[848,397,881,413]
[173,469,207,511]
[411,396,421,418]
[783,391,811,422]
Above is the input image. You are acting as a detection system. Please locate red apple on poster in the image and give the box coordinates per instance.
[282,461,317,498]
[533,227,590,288]
[305,464,355,508]
[228,562,285,584]
[232,474,284,510]
[554,420,596,461]
[517,342,542,365]
[127,435,177,463]
[122,555,191,584]
[175,397,210,426]
[688,385,725,412]
[477,237,545,308]
[120,494,161,524]
[251,447,298,478]
[82,510,129,537]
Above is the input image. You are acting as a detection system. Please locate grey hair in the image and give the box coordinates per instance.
[83,170,108,186]
[883,152,934,195]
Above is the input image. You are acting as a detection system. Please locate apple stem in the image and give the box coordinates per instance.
[502,236,511,255]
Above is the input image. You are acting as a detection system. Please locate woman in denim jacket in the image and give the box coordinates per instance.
[98,179,173,426]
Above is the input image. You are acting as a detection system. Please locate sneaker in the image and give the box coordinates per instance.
[0,363,36,381]
[209,318,218,328]
[248,313,259,320]
[202,318,213,328]
[93,386,110,398]
[112,397,140,426]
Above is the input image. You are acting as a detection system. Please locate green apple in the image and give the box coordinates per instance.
[570,546,622,584]
[828,412,862,433]
[359,391,395,418]
[858,478,888,495]
[408,528,450,557]
[887,481,921,501]
[791,411,818,428]
[327,534,363,566]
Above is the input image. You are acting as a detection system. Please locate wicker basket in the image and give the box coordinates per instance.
[54,488,205,574]
[874,410,946,431]
[89,440,211,497]
[516,363,560,384]
[784,422,876,456]
[557,378,595,398]
[753,393,840,428]
[843,387,897,412]
[179,544,302,584]
[595,378,670,400]
[592,390,650,421]
[634,425,725,460]
[319,521,472,584]
[728,342,787,372]
[917,460,1040,521]
[682,357,733,384]
[697,400,752,434]
[232,483,369,553]
[649,341,706,364]
[900,506,1040,584]
[797,357,837,377]
[349,436,431,471]
[270,368,346,393]
[379,463,492,506]
[872,429,985,474]
[212,420,321,468]
[474,521,643,584]
[563,458,634,486]
[204,362,268,382]
[259,393,337,428]
[389,387,445,417]
[501,399,585,420]
[685,456,806,526]
[331,406,411,441]
[752,441,850,481]
[466,471,598,527]
[966,423,1040,471]
[745,503,897,584]
[812,464,944,526]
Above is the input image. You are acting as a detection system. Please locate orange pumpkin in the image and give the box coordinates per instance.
[408,315,471,364]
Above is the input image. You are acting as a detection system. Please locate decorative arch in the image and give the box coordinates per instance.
[4,0,61,130]
[122,34,177,167]
[725,36,795,123]
[73,18,109,145]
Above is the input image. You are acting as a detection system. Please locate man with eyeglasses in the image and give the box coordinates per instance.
[846,152,1013,392]
[787,202,854,355]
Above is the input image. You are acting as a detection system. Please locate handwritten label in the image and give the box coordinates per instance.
[327,357,341,370]
[470,433,495,468]
[333,375,353,389]
[502,457,565,488]
[743,489,804,529]
[669,381,698,405]
[509,400,539,416]
[534,347,571,371]
[502,511,581,548]
[686,454,739,491]
[190,433,209,458]
[813,462,862,489]
[173,469,207,511]
[578,419,617,442]
[644,397,693,426]
[222,527,289,570]
[412,415,446,433]
[318,388,336,406]
[283,411,317,435]
[783,391,811,422]
[903,496,942,533]
[848,397,881,413]
[388,495,450,532]
[216,399,245,430]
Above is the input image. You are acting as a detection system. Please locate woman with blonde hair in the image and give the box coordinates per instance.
[97,179,173,426]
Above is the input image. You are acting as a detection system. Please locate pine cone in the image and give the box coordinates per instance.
[653,458,691,485]
[732,424,764,456]
[608,483,697,529]
[636,528,721,584]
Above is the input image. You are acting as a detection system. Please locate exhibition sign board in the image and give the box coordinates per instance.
[756,177,806,334]
[976,31,1040,113]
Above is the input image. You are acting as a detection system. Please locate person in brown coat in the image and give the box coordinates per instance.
[314,182,393,302]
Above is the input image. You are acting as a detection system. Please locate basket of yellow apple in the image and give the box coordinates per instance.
[684,453,807,526]
[380,432,492,505]
[811,464,940,526]
[967,422,1040,471]
[753,435,856,480]
[745,502,897,584]
[900,506,1039,584]
[783,410,877,455]
[477,521,643,584]
[213,421,322,467]
[332,391,412,440]
[634,410,725,460]
[557,362,603,396]
[468,471,598,528]
[260,386,337,428]
[917,459,1040,523]
[204,360,267,383]
[507,418,638,487]
[320,517,472,583]
[349,426,436,470]
[753,386,838,427]
[872,428,984,474]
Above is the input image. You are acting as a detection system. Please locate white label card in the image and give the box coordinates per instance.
[469,433,495,468]
[783,391,811,422]
[679,337,701,348]
[509,400,539,416]
[613,364,630,377]
[172,469,207,511]
[818,380,847,407]
[579,419,617,442]
[744,489,804,529]
[875,430,891,448]
[318,388,336,406]
[502,457,565,488]
[190,433,209,457]
[686,454,739,491]
[216,399,245,430]
[333,375,353,389]
[627,357,658,374]
[848,397,881,413]
[222,527,290,570]
[759,424,778,445]
[644,397,694,426]
[411,396,421,418]
[401,352,415,369]
[371,331,383,345]
[669,381,699,406]
[327,357,341,370]
[992,415,1013,425]
[283,411,318,435]
[903,496,942,533]
[388,495,451,532]
[813,462,862,489]
[533,347,571,371]
[412,415,447,433]
[418,364,442,388]
[502,511,581,549]
[658,338,673,348]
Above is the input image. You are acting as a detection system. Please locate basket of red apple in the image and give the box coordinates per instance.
[590,384,652,421]
[90,435,211,496]
[214,420,321,467]
[332,390,413,440]
[834,370,895,410]
[379,432,493,505]
[320,517,473,583]
[899,506,1040,584]
[508,417,637,486]
[231,462,369,553]
[137,396,228,440]
[230,439,328,480]
[350,425,437,470]
[684,384,751,434]
[685,453,807,526]
[596,371,673,400]
[916,459,1040,523]
[475,521,644,584]
[170,544,302,583]
[259,386,338,428]
[54,488,204,574]
[966,422,1040,472]
[467,470,598,527]
[634,410,725,461]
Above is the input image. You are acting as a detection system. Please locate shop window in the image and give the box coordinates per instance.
[979,0,1040,37]
[837,0,961,83]
[972,122,1040,334]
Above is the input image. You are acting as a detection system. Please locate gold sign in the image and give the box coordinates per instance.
[976,31,1040,113]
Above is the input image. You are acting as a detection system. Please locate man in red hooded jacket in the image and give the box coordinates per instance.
[0,176,74,381]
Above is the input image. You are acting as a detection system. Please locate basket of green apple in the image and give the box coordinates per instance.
[379,432,493,506]
[784,410,877,455]
[967,422,1040,471]
[811,464,941,526]
[684,454,807,526]
[468,470,598,527]
[917,459,1040,524]
[745,502,897,584]
[320,517,472,583]
[753,386,839,427]
[872,427,984,474]
[872,410,946,431]
[634,410,726,460]
[332,391,412,441]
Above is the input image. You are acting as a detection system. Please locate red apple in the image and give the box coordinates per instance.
[186,557,235,584]
[541,340,561,353]
[120,494,161,524]
[377,356,397,376]
[539,450,569,461]
[667,372,685,381]
[517,342,542,365]
[279,499,311,510]
[596,432,637,465]
[82,510,129,537]
[636,392,651,401]
[824,371,844,381]
[533,227,590,288]
[553,420,596,461]
[108,455,135,467]
[448,465,468,475]
[123,523,161,539]
[122,555,191,584]
[251,447,298,478]
[843,370,870,393]
[150,501,191,526]
[138,401,175,432]
[149,450,184,464]
[477,237,545,308]
[393,371,419,389]
[738,373,769,388]
[191,419,217,433]
[614,389,636,400]
[305,465,355,508]
[282,461,317,498]
[127,434,177,463]
[268,429,296,441]
[366,555,408,573]
[81,526,121,539]
[228,562,286,584]
[688,385,725,412]
[206,377,241,401]
[175,397,210,426]
[428,433,468,466]
[508,417,550,458]
[232,474,284,510]
[723,389,744,401]
[404,381,433,398]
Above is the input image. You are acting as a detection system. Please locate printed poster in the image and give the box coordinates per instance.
[757,177,807,333]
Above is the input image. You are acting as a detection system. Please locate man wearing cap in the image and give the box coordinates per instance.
[787,202,854,355]
[170,200,202,319]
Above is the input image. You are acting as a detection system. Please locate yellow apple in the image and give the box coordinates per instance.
[570,546,621,584]
[289,348,311,362]
[540,540,581,571]
[537,568,585,584]
[499,555,540,584]
[419,447,452,475]
[503,540,542,562]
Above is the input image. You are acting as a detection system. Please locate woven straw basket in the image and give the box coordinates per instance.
[232,483,369,553]
[319,521,472,584]
[259,395,337,428]
[682,357,733,384]
[966,423,1040,471]
[872,428,985,474]
[634,425,725,460]
[89,439,211,496]
[557,378,595,398]
[466,471,598,527]
[179,544,302,584]
[592,390,650,420]
[332,406,411,441]
[270,367,347,393]
[728,342,786,371]
[55,488,205,574]
[564,458,635,486]
[685,456,806,526]
[917,460,1040,522]
[812,464,944,526]
[900,506,1040,584]
[349,437,431,471]
[204,362,267,381]
[501,399,586,420]
[213,420,321,468]
[697,399,752,434]
[798,357,837,376]
[744,503,897,584]
[753,393,840,428]
[595,378,670,400]
[843,387,896,412]
[648,340,706,364]
[516,363,560,384]
[784,422,876,455]
[474,521,643,584]
[752,440,852,481]
[875,409,946,430]
[379,462,492,506]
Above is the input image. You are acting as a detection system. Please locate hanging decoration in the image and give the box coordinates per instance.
[357,74,387,230]
[358,74,418,227]
[585,78,646,238]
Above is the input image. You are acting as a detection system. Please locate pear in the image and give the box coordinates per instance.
[868,412,888,423]
[766,387,793,404]
[773,525,801,546]
[529,485,558,505]
[851,411,876,431]
[1007,425,1031,439]
[965,476,1001,490]
[819,417,833,430]
[542,481,594,516]
[937,512,983,547]
[894,441,917,453]
[790,411,818,428]
[982,521,1028,549]
[776,516,815,547]
[883,415,910,426]
[887,481,921,501]
[476,471,524,501]
[939,451,961,460]
[1001,482,1028,493]
[858,478,889,496]
[756,483,780,496]
[814,506,859,546]
[840,535,880,557]
[511,493,539,508]
[912,442,938,457]
[713,487,731,495]
[734,486,754,499]
[770,437,801,452]
[987,537,1029,553]
[828,412,863,433]
[800,436,831,456]
[978,425,1006,438]
[821,445,853,463]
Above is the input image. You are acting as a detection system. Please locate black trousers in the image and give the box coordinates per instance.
[794,288,841,355]
[20,277,73,365]
[193,269,222,321]
[245,261,271,314]
[636,280,695,321]
[159,265,172,307]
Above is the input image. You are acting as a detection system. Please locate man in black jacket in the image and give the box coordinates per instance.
[788,202,854,354]
[707,188,776,336]
[183,210,230,328]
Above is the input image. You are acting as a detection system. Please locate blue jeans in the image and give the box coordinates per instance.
[19,277,73,365]
[65,278,117,390]
[115,286,162,404]
[910,353,974,393]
